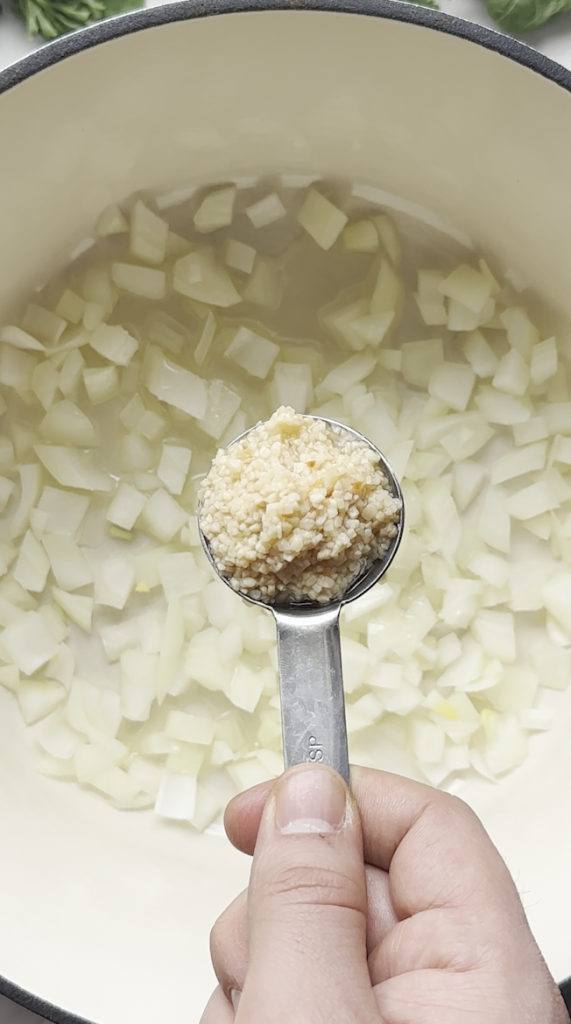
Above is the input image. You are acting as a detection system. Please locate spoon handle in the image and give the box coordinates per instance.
[272,605,350,786]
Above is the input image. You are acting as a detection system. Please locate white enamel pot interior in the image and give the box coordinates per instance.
[2,3,571,1021]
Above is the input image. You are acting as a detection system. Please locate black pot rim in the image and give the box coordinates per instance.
[1,1,571,1020]
[3,0,571,95]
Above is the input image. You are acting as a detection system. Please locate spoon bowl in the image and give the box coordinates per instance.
[198,416,405,785]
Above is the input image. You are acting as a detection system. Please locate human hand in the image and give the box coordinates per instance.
[200,764,568,1024]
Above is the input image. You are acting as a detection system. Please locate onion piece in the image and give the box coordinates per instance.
[158,598,185,703]
[0,345,37,394]
[83,366,119,405]
[89,766,141,806]
[227,756,275,790]
[130,200,168,265]
[157,444,192,496]
[13,531,50,593]
[448,297,495,332]
[484,714,528,776]
[500,307,538,358]
[165,710,215,746]
[58,349,85,401]
[74,738,127,781]
[438,263,491,314]
[401,339,443,389]
[21,306,65,348]
[121,649,159,721]
[39,400,98,447]
[32,360,60,411]
[200,380,242,439]
[143,346,208,419]
[159,552,206,601]
[550,435,571,467]
[155,773,198,822]
[224,240,256,275]
[440,579,483,630]
[472,610,516,663]
[428,362,475,412]
[513,415,548,446]
[35,445,111,492]
[224,327,279,380]
[37,486,89,537]
[0,326,45,352]
[193,312,217,369]
[106,483,147,531]
[411,718,445,764]
[65,678,121,740]
[542,573,571,636]
[195,187,236,234]
[36,709,83,759]
[297,189,348,250]
[96,203,128,237]
[490,441,547,485]
[173,249,241,307]
[120,394,145,433]
[531,336,557,386]
[140,489,187,544]
[475,388,531,425]
[350,311,394,350]
[90,323,139,367]
[545,402,571,435]
[18,680,66,725]
[56,289,86,325]
[52,587,93,633]
[93,556,135,610]
[2,610,59,675]
[0,479,15,514]
[463,330,499,378]
[11,464,42,539]
[268,363,314,416]
[477,487,511,553]
[452,460,486,511]
[371,259,403,316]
[246,192,286,229]
[506,478,561,520]
[111,264,166,301]
[374,214,401,265]
[415,269,447,326]
[320,353,377,396]
[492,348,530,397]
[225,665,264,713]
[520,709,553,731]
[127,756,163,795]
[342,220,379,253]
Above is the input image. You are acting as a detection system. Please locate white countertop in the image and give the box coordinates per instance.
[1,1,571,1021]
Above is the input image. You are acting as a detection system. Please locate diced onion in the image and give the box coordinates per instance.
[224,327,280,380]
[0,178,568,831]
[194,187,236,234]
[245,192,286,229]
[297,189,348,250]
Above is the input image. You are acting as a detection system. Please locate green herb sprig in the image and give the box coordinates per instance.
[11,0,142,40]
[485,0,571,32]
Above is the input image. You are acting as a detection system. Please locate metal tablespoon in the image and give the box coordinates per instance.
[198,417,405,787]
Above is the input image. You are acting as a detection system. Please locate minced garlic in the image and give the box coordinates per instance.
[199,406,401,605]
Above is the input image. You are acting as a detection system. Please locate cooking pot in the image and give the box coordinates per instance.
[2,3,571,1021]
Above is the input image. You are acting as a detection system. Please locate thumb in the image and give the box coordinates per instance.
[235,764,379,1024]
